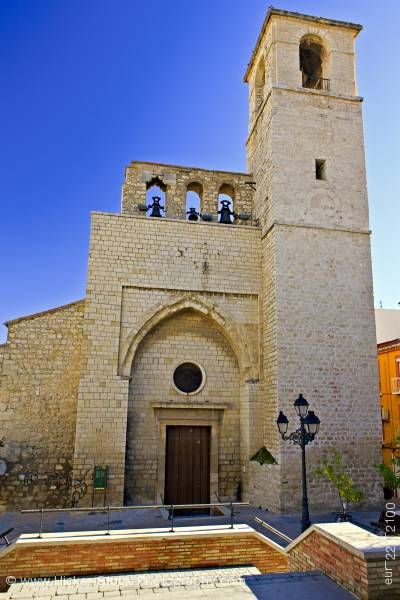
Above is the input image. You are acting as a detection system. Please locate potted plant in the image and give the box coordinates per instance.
[316,448,364,521]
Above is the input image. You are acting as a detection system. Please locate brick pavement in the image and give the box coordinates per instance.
[1,567,259,599]
[0,567,355,600]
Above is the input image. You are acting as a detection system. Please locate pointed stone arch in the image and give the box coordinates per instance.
[119,294,258,381]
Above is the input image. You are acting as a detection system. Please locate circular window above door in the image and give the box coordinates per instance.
[172,362,206,395]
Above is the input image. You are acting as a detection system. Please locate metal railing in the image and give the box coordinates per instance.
[391,377,400,394]
[302,72,330,92]
[21,502,249,538]
[254,516,293,544]
[0,527,14,547]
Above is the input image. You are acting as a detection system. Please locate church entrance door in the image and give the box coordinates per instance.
[164,425,210,508]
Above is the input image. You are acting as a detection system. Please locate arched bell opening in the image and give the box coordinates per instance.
[185,182,203,222]
[145,177,166,218]
[218,183,235,224]
[299,35,328,90]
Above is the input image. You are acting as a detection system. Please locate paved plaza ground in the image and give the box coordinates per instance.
[0,567,354,599]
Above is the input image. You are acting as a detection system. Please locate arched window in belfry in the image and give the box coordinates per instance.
[299,36,328,90]
[186,182,203,221]
[145,177,166,218]
[218,183,235,224]
[254,59,265,111]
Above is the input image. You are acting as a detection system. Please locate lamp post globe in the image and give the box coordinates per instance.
[294,393,309,418]
[277,411,289,436]
[304,410,320,436]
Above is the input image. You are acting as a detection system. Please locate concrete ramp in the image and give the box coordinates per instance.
[243,571,354,599]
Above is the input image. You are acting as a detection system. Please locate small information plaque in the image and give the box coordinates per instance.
[93,466,107,490]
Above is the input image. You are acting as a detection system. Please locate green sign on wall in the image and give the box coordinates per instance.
[93,466,107,490]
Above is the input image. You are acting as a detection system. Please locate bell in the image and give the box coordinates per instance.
[187,207,200,222]
[218,199,234,224]
[149,196,164,218]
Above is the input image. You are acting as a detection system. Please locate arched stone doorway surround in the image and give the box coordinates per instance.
[119,294,259,504]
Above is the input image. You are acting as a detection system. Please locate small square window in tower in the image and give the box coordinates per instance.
[315,159,326,180]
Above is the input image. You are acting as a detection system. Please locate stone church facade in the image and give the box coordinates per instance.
[0,8,382,512]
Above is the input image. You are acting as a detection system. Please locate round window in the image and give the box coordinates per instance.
[173,362,205,395]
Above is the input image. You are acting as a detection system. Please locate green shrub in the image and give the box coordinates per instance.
[316,448,364,514]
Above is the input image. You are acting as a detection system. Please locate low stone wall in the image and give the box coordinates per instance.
[288,529,367,595]
[287,522,400,600]
[0,525,288,590]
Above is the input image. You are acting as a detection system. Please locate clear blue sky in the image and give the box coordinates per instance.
[1,0,399,342]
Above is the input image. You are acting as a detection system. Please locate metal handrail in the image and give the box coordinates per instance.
[254,516,293,543]
[21,502,249,538]
[301,72,330,91]
[0,527,14,546]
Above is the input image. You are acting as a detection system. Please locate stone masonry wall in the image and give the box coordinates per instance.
[274,225,381,511]
[0,301,84,510]
[73,213,262,505]
[246,93,282,511]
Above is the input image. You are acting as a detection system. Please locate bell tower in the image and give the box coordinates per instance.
[245,8,381,510]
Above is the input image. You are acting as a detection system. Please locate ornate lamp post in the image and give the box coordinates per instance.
[277,394,320,533]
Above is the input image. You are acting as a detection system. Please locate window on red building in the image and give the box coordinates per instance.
[395,356,400,378]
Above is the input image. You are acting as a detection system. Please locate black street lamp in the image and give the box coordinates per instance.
[277,394,320,533]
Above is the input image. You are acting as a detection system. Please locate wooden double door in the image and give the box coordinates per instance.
[164,425,210,507]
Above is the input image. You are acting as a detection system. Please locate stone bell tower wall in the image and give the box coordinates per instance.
[245,9,382,511]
